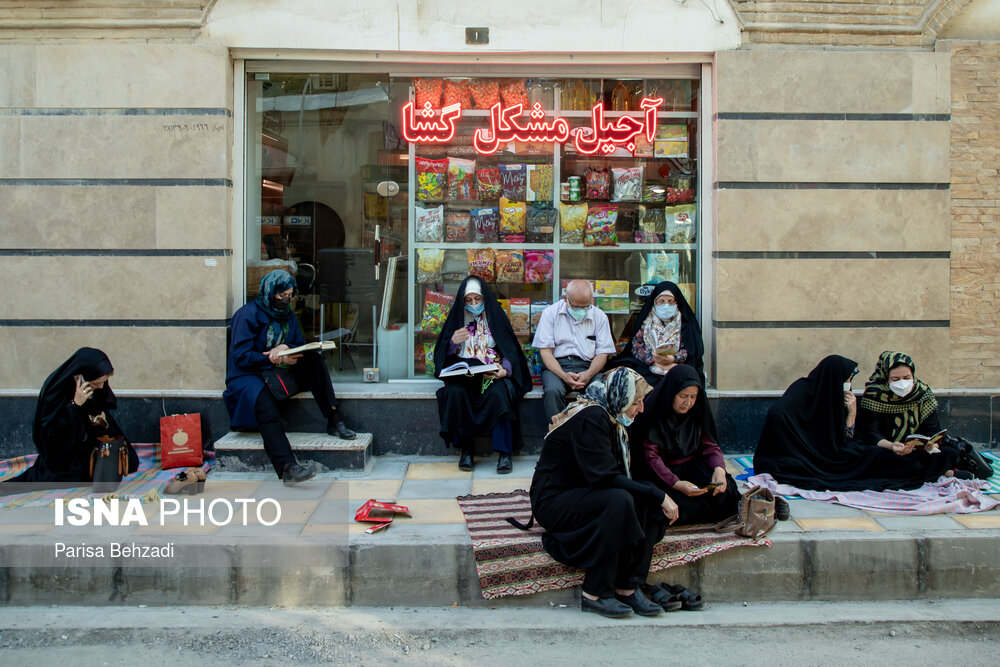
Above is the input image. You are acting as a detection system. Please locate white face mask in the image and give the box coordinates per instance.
[889,379,914,398]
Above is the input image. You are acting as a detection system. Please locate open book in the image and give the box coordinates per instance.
[439,361,499,378]
[274,341,337,357]
[654,344,677,357]
[905,429,947,449]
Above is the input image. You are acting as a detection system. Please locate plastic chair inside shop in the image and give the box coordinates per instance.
[316,248,377,371]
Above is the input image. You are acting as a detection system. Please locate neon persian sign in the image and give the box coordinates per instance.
[400,97,665,155]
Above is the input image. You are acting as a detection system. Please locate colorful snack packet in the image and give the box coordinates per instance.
[495,249,525,283]
[584,203,619,247]
[526,164,554,201]
[499,164,527,200]
[664,204,697,243]
[447,157,477,201]
[423,342,437,376]
[477,166,503,200]
[470,207,499,243]
[499,197,526,240]
[445,209,471,243]
[530,301,551,333]
[415,205,444,243]
[524,251,554,284]
[469,79,500,109]
[416,249,445,283]
[509,298,530,335]
[585,167,611,200]
[611,167,643,202]
[414,78,443,109]
[526,204,557,243]
[442,79,472,108]
[559,202,588,244]
[416,157,447,201]
[499,79,527,107]
[419,289,455,335]
[467,248,496,283]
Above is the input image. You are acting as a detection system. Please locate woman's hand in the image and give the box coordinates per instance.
[73,375,93,406]
[844,391,857,423]
[486,366,507,380]
[660,494,679,525]
[672,480,707,497]
[892,440,916,456]
[651,352,677,367]
[711,467,728,496]
[451,328,471,345]
[267,344,291,365]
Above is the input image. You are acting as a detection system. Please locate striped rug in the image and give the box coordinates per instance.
[457,489,770,600]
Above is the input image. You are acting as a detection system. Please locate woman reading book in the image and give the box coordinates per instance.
[433,276,530,473]
[224,269,355,486]
[607,281,704,386]
[0,347,138,493]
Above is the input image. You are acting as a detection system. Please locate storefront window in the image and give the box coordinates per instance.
[246,70,701,381]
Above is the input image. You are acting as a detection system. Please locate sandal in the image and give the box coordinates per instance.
[666,584,704,611]
[641,583,683,612]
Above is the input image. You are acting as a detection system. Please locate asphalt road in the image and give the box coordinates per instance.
[0,600,997,666]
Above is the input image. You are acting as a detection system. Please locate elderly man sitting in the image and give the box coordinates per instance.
[532,279,617,422]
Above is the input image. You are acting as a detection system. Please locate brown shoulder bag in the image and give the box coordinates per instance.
[714,485,777,540]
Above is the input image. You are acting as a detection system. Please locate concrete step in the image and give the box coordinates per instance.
[214,431,373,472]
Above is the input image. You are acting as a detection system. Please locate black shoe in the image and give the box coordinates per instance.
[282,462,316,487]
[954,469,975,481]
[581,596,632,618]
[459,452,474,471]
[957,441,994,479]
[497,454,513,474]
[615,589,663,616]
[328,420,357,440]
[775,496,791,521]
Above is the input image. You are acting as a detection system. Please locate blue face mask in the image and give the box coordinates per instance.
[654,303,678,320]
[465,302,485,316]
[617,413,634,427]
[568,306,589,322]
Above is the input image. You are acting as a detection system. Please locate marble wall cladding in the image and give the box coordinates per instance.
[716,189,951,252]
[717,50,951,114]
[0,44,35,107]
[0,114,229,179]
[714,327,950,391]
[717,120,951,184]
[1,256,230,320]
[0,326,227,391]
[716,258,950,322]
[155,186,231,249]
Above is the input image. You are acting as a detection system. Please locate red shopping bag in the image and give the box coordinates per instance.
[159,413,205,469]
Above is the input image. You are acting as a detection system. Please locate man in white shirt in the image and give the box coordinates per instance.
[532,280,617,422]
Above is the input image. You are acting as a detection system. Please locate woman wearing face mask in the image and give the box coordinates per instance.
[433,276,531,473]
[529,367,677,618]
[608,281,704,386]
[224,269,355,486]
[630,364,741,529]
[0,347,138,493]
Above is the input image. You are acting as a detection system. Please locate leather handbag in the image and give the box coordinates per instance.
[91,435,130,493]
[714,485,777,540]
[261,366,300,401]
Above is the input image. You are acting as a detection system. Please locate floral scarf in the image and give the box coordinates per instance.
[460,313,498,364]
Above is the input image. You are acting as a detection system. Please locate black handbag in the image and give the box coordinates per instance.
[90,436,130,493]
[261,366,300,401]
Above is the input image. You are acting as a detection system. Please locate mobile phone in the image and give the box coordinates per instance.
[703,482,722,490]
[843,382,852,392]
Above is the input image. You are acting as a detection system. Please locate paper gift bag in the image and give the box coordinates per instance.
[160,413,205,469]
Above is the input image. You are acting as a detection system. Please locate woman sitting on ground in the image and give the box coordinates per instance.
[754,354,967,492]
[607,281,704,386]
[224,269,356,487]
[1,347,137,492]
[629,364,745,527]
[433,276,531,474]
[529,367,678,618]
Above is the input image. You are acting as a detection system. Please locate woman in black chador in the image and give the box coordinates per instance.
[629,364,740,527]
[2,347,137,491]
[529,367,678,618]
[433,276,531,474]
[607,281,704,386]
[753,354,962,492]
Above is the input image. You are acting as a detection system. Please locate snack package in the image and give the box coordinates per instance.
[667,176,696,204]
[495,249,525,283]
[418,289,455,335]
[477,166,503,200]
[499,79,528,107]
[643,181,667,203]
[447,157,477,201]
[499,197,526,240]
[415,205,444,243]
[467,248,496,283]
[632,133,654,158]
[664,204,697,243]
[416,249,445,283]
[611,167,643,202]
[526,204,557,243]
[416,157,447,201]
[595,280,629,297]
[646,252,680,284]
[469,79,500,110]
[526,164,554,201]
[559,202,588,244]
[655,125,689,158]
[530,301,551,334]
[423,342,437,376]
[523,344,543,385]
[498,298,510,317]
[617,207,639,244]
[637,206,665,243]
[415,342,427,375]
[585,167,611,200]
[414,78,443,109]
[445,209,471,243]
[584,204,618,247]
[509,298,531,335]
[470,207,500,243]
[499,164,527,200]
[524,251,554,284]
[442,79,472,108]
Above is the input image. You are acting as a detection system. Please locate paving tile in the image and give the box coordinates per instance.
[387,498,464,524]
[952,514,1000,529]
[794,517,884,532]
[471,478,532,495]
[398,479,472,500]
[199,480,263,500]
[873,515,966,531]
[349,522,470,541]
[0,523,53,534]
[248,479,330,500]
[340,479,401,501]
[345,459,409,480]
[784,499,867,519]
[302,523,353,537]
[405,461,472,481]
[132,523,220,536]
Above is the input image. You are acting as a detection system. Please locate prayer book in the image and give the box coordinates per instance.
[439,361,499,378]
[905,429,947,450]
[274,341,337,357]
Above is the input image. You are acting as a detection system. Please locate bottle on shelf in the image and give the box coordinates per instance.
[611,81,630,112]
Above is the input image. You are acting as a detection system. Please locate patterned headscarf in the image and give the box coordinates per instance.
[547,367,651,478]
[255,269,297,348]
[860,350,938,441]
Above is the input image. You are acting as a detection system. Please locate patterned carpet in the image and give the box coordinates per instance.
[457,489,770,600]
